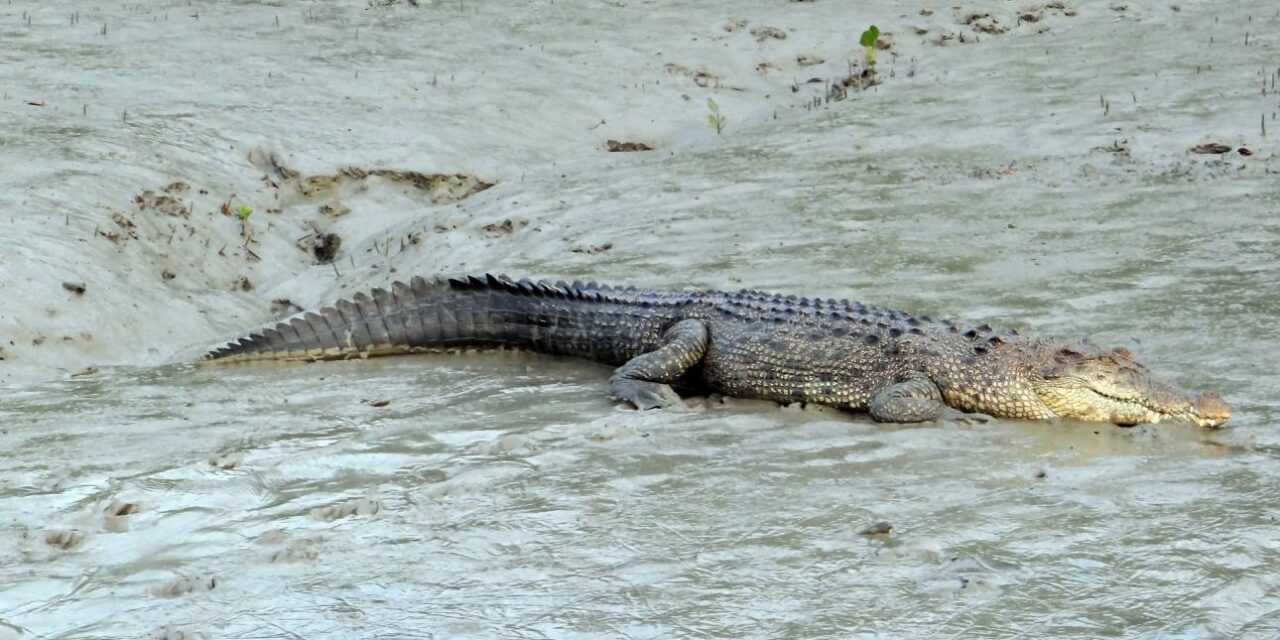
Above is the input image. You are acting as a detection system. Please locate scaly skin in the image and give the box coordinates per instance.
[204,274,1232,428]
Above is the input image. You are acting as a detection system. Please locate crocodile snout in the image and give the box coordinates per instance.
[1194,392,1231,428]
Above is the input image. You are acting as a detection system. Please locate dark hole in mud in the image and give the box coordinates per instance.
[313,232,342,264]
[108,502,140,516]
[606,139,654,152]
[1190,142,1232,154]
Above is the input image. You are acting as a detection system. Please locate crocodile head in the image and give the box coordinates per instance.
[1027,342,1231,428]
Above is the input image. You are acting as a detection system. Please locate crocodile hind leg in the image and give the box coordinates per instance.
[609,319,708,410]
[869,375,945,423]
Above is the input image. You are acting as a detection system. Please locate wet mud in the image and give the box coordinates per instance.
[2,0,1278,638]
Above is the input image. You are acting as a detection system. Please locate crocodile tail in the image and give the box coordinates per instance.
[203,274,526,363]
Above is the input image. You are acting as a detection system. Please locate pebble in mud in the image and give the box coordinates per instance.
[860,521,894,536]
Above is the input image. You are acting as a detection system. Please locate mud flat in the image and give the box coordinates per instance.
[1,1,1278,638]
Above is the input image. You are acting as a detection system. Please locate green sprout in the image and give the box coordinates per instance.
[236,205,253,220]
[706,98,727,135]
[859,25,880,68]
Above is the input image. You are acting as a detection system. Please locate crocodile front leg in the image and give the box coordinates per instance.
[869,375,945,423]
[609,319,708,410]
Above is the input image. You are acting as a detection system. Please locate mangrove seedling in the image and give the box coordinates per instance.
[860,25,880,68]
[236,205,255,248]
[706,98,727,135]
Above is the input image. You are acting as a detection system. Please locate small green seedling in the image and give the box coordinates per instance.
[236,205,253,220]
[859,25,880,68]
[706,98,727,135]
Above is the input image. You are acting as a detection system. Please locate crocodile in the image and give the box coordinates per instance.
[204,274,1231,428]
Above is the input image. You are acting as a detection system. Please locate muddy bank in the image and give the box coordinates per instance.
[2,1,1278,638]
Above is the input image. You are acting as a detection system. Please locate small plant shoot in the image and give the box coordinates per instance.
[237,205,253,221]
[860,25,880,68]
[706,98,727,135]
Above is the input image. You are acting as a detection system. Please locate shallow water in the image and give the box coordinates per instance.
[3,1,1279,638]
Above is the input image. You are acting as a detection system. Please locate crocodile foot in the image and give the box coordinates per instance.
[610,379,685,410]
